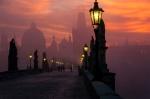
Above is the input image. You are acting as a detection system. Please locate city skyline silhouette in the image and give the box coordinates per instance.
[0,0,150,99]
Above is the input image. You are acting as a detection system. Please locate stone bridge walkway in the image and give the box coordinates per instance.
[0,71,91,99]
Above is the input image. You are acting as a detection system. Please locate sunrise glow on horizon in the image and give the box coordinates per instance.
[0,0,150,45]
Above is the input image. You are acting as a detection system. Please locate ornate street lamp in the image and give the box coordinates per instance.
[29,55,32,69]
[81,54,85,58]
[80,54,85,64]
[83,44,89,70]
[89,0,116,90]
[89,0,104,28]
[83,44,89,52]
[89,0,106,78]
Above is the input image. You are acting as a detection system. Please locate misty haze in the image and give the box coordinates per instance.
[0,0,150,99]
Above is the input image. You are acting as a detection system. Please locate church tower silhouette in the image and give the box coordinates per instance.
[47,35,58,59]
[72,12,92,62]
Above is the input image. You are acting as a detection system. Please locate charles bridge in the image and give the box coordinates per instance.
[0,0,122,99]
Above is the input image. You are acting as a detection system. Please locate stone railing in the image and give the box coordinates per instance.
[82,70,122,99]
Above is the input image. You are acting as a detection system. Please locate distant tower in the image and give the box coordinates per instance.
[59,37,68,59]
[58,36,73,62]
[68,35,74,61]
[76,12,86,30]
[47,36,58,58]
[72,12,92,62]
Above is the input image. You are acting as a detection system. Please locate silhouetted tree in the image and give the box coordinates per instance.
[34,50,38,70]
[8,38,18,71]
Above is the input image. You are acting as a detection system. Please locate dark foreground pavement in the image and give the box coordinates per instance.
[0,71,91,99]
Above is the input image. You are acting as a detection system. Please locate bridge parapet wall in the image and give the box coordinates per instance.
[82,70,122,99]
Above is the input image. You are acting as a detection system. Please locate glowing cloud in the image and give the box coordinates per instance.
[0,0,150,45]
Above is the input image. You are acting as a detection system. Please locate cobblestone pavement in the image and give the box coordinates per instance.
[0,71,91,99]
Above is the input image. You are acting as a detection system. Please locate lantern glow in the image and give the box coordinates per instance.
[82,54,85,58]
[29,55,32,59]
[83,44,89,52]
[43,58,46,61]
[89,0,104,26]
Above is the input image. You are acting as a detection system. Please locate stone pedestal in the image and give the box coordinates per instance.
[101,72,116,91]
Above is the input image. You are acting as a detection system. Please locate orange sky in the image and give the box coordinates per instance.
[0,0,150,45]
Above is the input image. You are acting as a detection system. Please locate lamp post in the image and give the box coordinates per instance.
[43,58,47,66]
[89,0,109,79]
[80,54,85,65]
[29,55,32,69]
[83,44,89,70]
[42,52,48,71]
[89,0,116,90]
